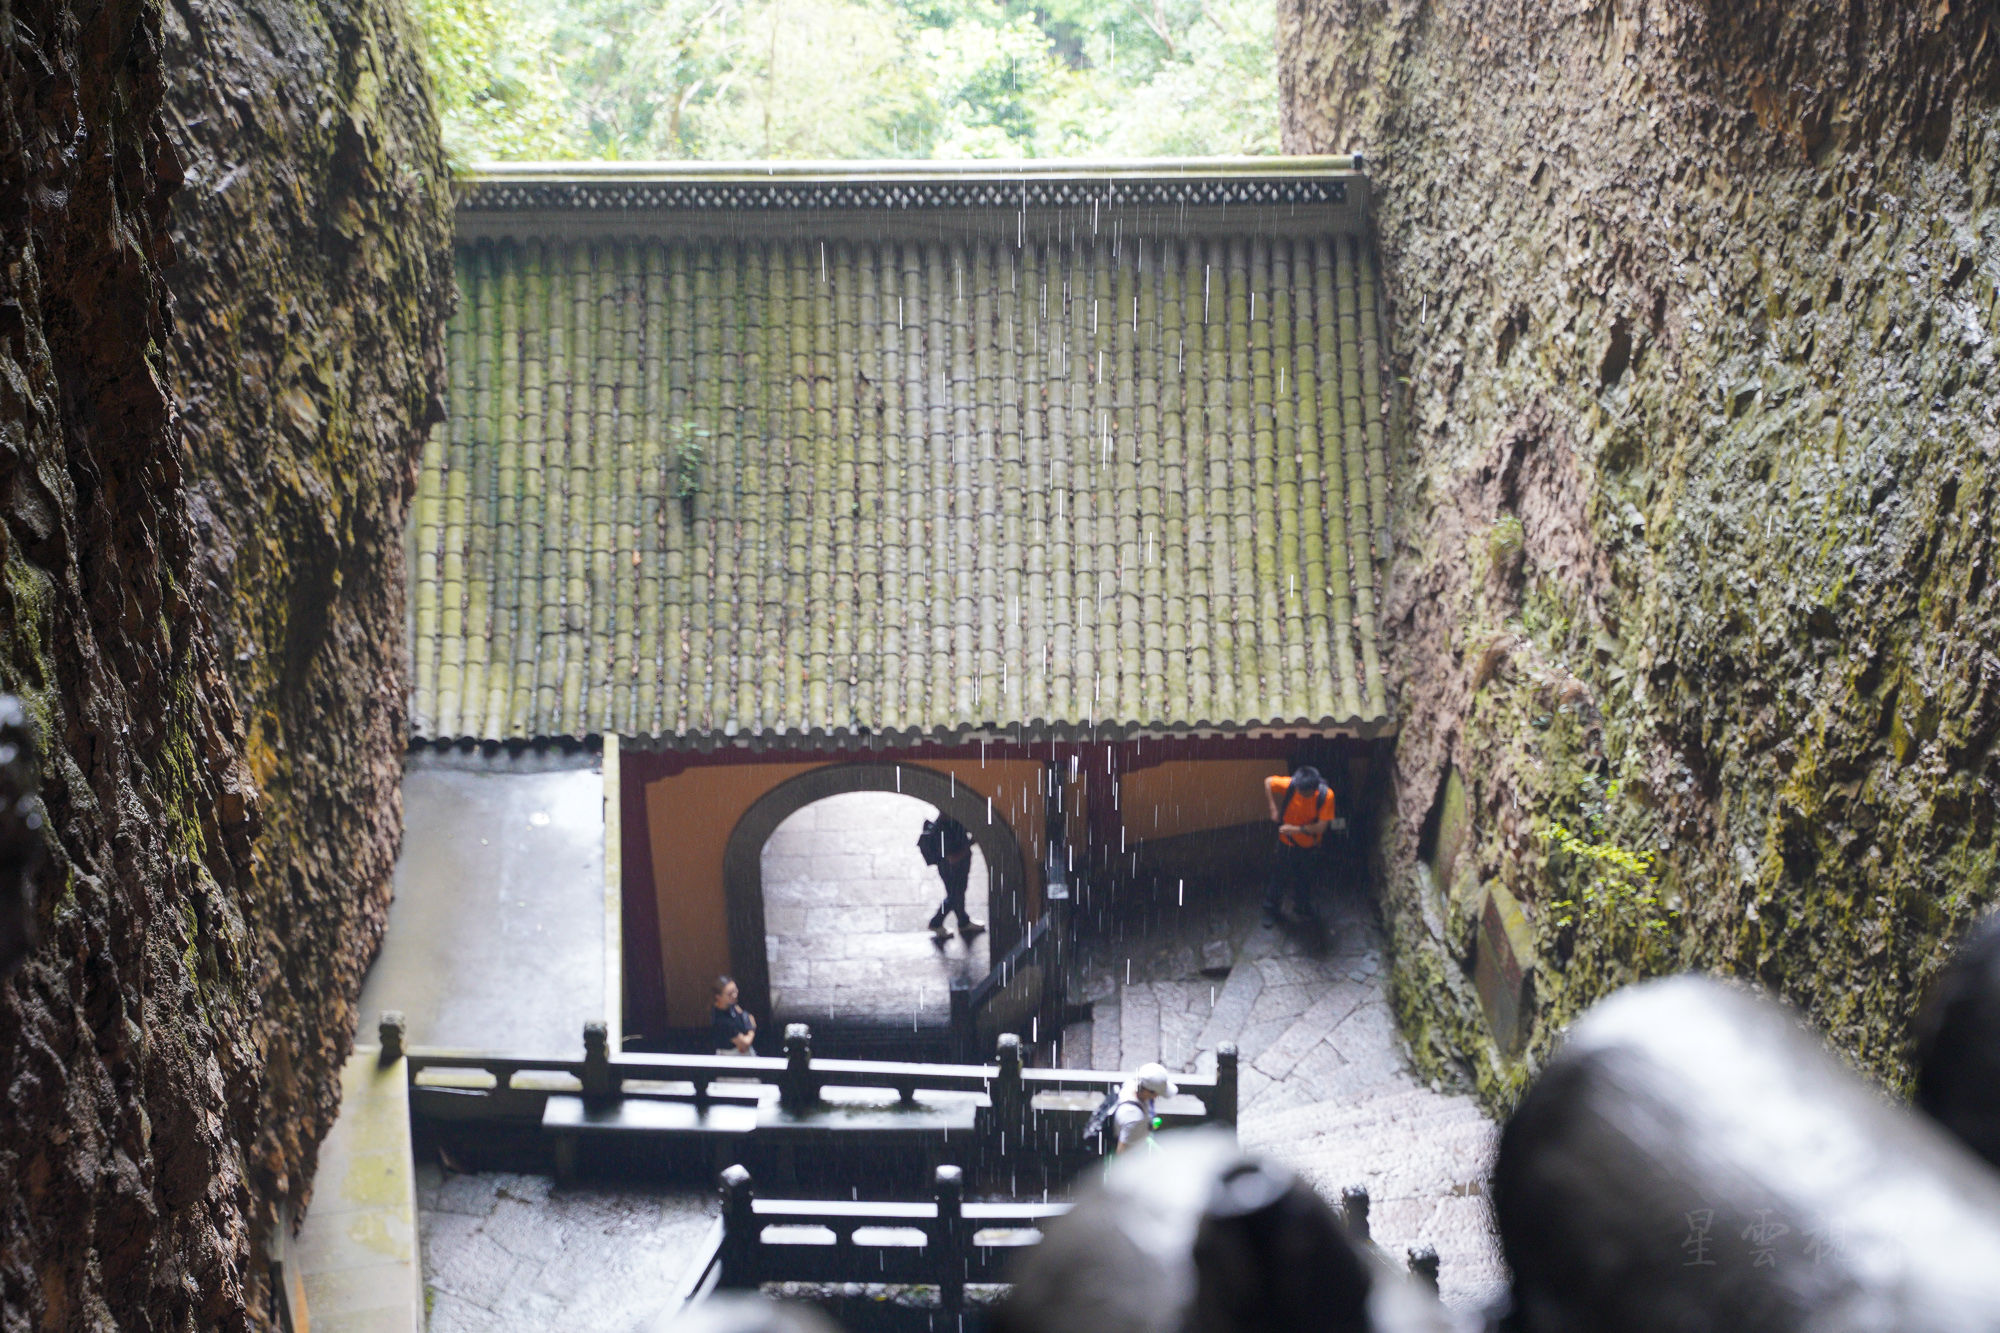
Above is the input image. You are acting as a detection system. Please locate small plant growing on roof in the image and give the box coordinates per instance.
[670,420,708,519]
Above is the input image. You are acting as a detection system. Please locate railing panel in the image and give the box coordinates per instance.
[961,1204,1068,1222]
[761,1225,838,1245]
[754,1200,936,1222]
[715,1168,1069,1298]
[850,1226,929,1248]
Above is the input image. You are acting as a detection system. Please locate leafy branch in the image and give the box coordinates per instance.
[1538,805,1670,936]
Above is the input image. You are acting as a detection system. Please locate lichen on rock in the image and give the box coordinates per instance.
[1280,0,2000,1106]
[163,0,454,1238]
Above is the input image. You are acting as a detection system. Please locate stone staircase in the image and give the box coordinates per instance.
[1060,883,1505,1313]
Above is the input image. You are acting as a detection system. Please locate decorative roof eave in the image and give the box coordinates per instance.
[414,717,1400,755]
[453,156,1371,243]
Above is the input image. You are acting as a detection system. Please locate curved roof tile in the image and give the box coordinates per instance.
[410,164,1393,747]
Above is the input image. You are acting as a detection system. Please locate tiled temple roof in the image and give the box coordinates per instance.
[412,160,1393,748]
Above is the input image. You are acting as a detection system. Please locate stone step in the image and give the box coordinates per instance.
[1092,994,1122,1073]
[1247,985,1369,1084]
[1242,1084,1493,1151]
[1193,948,1265,1054]
[1155,980,1209,1072]
[1119,982,1160,1070]
[1060,1020,1095,1070]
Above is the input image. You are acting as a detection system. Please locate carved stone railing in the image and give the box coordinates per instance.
[403,1019,1236,1167]
[716,1163,1066,1316]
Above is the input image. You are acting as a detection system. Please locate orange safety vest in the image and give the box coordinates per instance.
[1267,775,1335,848]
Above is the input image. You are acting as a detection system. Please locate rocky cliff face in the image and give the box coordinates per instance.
[0,0,448,1322]
[163,0,452,1240]
[1279,1,2000,1105]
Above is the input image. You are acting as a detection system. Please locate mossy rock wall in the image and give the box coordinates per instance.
[1279,1,2000,1107]
[163,0,453,1236]
[0,0,449,1321]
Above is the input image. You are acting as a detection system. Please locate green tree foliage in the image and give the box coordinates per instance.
[408,0,574,159]
[410,0,1278,164]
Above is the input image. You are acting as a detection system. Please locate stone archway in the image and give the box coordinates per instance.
[720,762,1031,1024]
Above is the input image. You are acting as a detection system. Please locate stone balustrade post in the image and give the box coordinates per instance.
[1407,1244,1440,1292]
[993,1032,1026,1152]
[718,1164,758,1288]
[933,1165,966,1316]
[1214,1042,1239,1126]
[1340,1185,1372,1244]
[781,1023,816,1111]
[581,1020,612,1100]
[948,978,973,1063]
[377,1011,405,1066]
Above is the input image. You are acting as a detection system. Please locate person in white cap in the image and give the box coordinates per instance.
[1113,1062,1178,1154]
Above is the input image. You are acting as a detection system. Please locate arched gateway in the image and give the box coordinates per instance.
[721,762,1030,1026]
[409,160,1397,1053]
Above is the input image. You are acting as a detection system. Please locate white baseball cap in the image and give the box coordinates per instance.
[1135,1062,1177,1097]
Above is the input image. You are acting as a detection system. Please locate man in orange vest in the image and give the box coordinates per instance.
[1263,766,1335,927]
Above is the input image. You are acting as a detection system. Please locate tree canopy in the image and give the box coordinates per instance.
[409,0,1279,164]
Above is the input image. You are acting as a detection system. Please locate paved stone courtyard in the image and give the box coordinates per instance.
[416,872,1505,1324]
[761,791,990,1021]
[417,1164,714,1332]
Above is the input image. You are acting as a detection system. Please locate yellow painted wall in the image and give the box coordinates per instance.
[646,759,1047,1024]
[646,762,815,1026]
[1120,760,1292,841]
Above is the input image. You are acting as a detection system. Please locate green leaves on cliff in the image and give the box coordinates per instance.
[408,0,1279,164]
[1539,802,1670,936]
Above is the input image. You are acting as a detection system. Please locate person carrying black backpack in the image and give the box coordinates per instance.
[917,812,986,941]
[1263,766,1335,927]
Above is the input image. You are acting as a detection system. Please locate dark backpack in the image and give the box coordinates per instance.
[1083,1090,1147,1147]
[918,816,969,866]
[1083,1088,1120,1140]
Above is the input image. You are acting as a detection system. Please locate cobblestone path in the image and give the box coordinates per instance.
[1067,880,1505,1313]
[762,791,990,1021]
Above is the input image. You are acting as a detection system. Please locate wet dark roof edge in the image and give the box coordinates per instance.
[455,156,1367,215]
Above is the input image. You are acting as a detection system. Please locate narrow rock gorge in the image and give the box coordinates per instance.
[1279,0,2000,1103]
[0,0,448,1322]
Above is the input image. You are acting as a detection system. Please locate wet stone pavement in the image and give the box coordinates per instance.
[418,1163,715,1332]
[1067,874,1505,1313]
[761,791,990,1022]
[363,753,608,1056]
